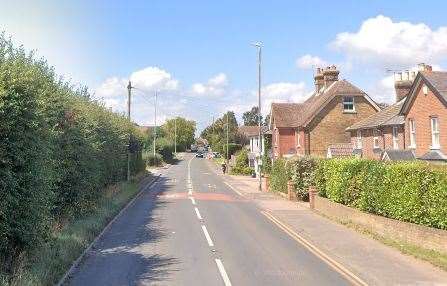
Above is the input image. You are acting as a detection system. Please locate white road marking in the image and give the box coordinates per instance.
[201,225,214,247]
[188,189,193,195]
[215,259,232,286]
[224,181,244,197]
[189,197,196,205]
[194,207,202,220]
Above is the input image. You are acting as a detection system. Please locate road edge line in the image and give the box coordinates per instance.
[56,173,161,286]
[215,258,232,286]
[261,211,368,286]
[223,181,244,197]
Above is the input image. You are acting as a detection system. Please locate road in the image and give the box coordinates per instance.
[67,153,350,286]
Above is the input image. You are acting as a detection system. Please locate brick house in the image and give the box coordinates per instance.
[400,67,447,162]
[347,63,446,162]
[269,66,380,158]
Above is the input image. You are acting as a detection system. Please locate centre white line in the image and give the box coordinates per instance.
[194,207,203,220]
[189,197,196,205]
[215,259,232,286]
[201,225,214,247]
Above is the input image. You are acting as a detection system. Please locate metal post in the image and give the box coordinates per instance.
[153,91,157,157]
[254,42,263,192]
[126,81,132,181]
[174,117,177,154]
[226,114,229,160]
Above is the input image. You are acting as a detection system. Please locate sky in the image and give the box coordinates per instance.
[2,0,447,132]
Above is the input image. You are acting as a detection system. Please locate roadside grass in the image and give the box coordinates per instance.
[4,173,152,286]
[339,220,447,272]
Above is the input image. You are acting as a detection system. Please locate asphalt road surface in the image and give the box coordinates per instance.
[67,154,350,286]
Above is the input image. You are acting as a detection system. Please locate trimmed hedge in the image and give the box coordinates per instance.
[271,156,447,230]
[315,159,447,230]
[0,34,145,275]
[270,158,290,194]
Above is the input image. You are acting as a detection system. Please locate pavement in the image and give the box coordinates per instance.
[217,163,447,286]
[65,153,447,285]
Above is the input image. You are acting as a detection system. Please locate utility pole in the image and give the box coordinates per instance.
[174,117,177,154]
[126,81,132,181]
[253,42,263,192]
[226,113,229,161]
[153,91,158,157]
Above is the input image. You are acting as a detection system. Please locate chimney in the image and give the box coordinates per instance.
[314,67,324,93]
[418,63,432,72]
[394,71,413,102]
[323,65,339,88]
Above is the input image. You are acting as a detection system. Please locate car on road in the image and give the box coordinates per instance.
[195,152,204,158]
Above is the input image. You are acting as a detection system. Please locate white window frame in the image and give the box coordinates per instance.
[392,126,399,149]
[409,119,416,148]
[373,129,380,149]
[356,130,362,149]
[343,96,355,112]
[430,117,440,149]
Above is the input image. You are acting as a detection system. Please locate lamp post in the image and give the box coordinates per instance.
[253,42,263,192]
[153,90,158,157]
[126,81,132,181]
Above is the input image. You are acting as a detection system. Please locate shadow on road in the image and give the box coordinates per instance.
[68,176,180,285]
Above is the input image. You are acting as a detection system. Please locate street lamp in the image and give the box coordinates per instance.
[252,42,262,192]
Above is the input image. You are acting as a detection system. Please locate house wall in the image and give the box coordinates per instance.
[272,127,296,158]
[351,126,405,160]
[296,129,306,156]
[405,83,447,157]
[307,95,378,157]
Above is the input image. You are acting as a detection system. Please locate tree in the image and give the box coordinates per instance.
[242,106,262,126]
[161,117,196,152]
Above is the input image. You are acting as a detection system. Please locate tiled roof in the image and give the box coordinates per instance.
[382,149,415,161]
[419,150,447,161]
[346,99,405,131]
[238,125,268,137]
[422,71,447,102]
[327,143,354,157]
[272,79,378,128]
[270,103,305,128]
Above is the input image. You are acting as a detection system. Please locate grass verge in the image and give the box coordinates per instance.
[339,220,447,271]
[3,173,153,286]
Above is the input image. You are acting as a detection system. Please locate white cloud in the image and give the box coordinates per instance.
[191,73,228,97]
[332,15,447,67]
[296,54,327,69]
[130,67,179,92]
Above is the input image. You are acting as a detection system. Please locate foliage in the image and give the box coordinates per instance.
[289,156,317,201]
[231,149,254,175]
[0,34,145,278]
[201,111,242,155]
[242,106,262,126]
[316,159,447,230]
[155,137,174,162]
[270,158,291,194]
[161,117,196,152]
[262,135,272,174]
[221,143,242,159]
[145,153,163,166]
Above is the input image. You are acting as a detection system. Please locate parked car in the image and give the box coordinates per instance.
[195,152,204,158]
[212,152,221,158]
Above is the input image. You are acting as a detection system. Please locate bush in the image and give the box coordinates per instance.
[146,153,163,166]
[270,158,290,194]
[231,149,254,175]
[0,34,145,276]
[290,156,317,201]
[155,137,174,162]
[221,143,242,159]
[315,158,447,230]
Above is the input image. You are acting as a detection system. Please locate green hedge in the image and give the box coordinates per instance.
[0,34,145,275]
[316,159,447,230]
[271,155,447,230]
[231,149,254,175]
[270,158,290,194]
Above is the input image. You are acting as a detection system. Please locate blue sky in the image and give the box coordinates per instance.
[2,0,447,131]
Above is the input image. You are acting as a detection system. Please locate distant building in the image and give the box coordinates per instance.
[269,65,380,158]
[238,125,267,174]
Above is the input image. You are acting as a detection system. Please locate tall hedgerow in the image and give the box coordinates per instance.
[0,33,145,275]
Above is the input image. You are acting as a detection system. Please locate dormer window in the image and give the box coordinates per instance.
[343,96,355,112]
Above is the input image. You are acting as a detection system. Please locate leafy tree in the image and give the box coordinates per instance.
[242,106,262,126]
[161,117,196,151]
